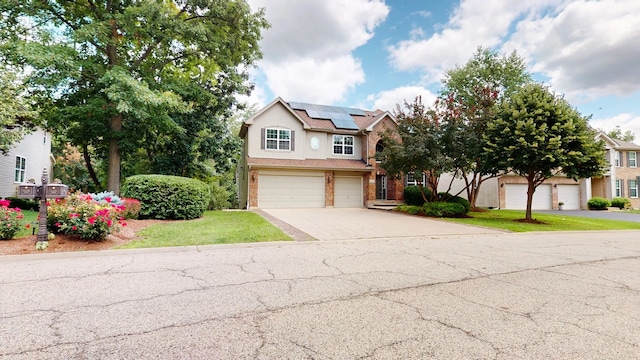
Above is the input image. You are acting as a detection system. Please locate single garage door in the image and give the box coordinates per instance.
[505,184,552,210]
[258,174,325,208]
[557,184,580,210]
[334,176,363,208]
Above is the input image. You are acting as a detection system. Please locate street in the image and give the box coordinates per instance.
[1,230,639,359]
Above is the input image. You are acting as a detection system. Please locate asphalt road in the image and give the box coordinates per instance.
[1,231,639,359]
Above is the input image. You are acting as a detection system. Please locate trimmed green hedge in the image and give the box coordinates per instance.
[423,202,466,217]
[3,197,39,211]
[121,175,210,220]
[611,197,630,209]
[404,185,430,206]
[587,197,610,210]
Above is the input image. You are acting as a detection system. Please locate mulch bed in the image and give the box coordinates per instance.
[0,219,169,256]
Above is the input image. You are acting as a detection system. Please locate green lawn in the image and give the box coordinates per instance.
[14,210,38,238]
[443,209,640,232]
[117,210,292,249]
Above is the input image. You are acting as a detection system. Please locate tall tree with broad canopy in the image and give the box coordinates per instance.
[0,0,268,193]
[439,47,532,209]
[379,96,451,202]
[483,83,607,221]
[605,126,635,142]
[0,69,38,154]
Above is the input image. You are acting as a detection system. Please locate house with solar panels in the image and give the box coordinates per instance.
[238,97,404,209]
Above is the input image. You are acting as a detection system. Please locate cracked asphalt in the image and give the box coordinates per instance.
[1,230,639,359]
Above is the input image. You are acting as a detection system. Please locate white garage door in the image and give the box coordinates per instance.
[334,176,363,208]
[505,184,552,210]
[558,185,580,210]
[258,174,325,208]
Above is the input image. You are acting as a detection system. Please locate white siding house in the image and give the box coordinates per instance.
[0,129,54,198]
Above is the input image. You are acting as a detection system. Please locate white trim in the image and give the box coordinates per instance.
[14,156,26,183]
[265,128,291,151]
[629,151,637,168]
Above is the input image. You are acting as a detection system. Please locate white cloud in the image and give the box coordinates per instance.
[247,0,389,103]
[589,113,640,141]
[504,0,640,100]
[387,0,558,81]
[260,56,365,104]
[366,86,437,112]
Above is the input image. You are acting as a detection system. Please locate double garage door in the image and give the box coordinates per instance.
[257,172,362,208]
[504,184,580,210]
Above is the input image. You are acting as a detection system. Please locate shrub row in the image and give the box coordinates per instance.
[587,197,610,210]
[121,175,209,220]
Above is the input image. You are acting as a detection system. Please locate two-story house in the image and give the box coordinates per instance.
[238,98,403,209]
[0,128,54,198]
[589,132,640,208]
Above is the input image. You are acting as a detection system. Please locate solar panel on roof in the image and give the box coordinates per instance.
[287,101,362,129]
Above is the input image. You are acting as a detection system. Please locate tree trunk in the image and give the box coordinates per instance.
[82,144,101,189]
[107,113,122,194]
[525,174,535,221]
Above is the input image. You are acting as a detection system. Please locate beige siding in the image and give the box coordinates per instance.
[246,102,306,160]
[0,129,52,198]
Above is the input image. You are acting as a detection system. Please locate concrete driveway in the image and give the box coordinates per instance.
[537,209,640,222]
[260,208,504,241]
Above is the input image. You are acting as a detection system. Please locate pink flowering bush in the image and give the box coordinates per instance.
[120,198,141,219]
[47,192,126,241]
[0,199,26,240]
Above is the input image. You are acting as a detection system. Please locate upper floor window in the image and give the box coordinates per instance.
[265,128,291,150]
[333,135,354,155]
[629,151,637,167]
[406,172,426,186]
[629,179,638,198]
[615,179,622,197]
[614,151,620,167]
[14,156,26,183]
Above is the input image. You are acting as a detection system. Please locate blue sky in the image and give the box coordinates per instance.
[244,0,640,139]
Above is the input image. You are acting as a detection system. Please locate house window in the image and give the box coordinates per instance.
[265,128,291,150]
[333,135,354,155]
[406,172,426,186]
[375,140,385,162]
[630,180,638,198]
[615,151,620,167]
[615,179,622,197]
[14,156,26,183]
[629,151,637,167]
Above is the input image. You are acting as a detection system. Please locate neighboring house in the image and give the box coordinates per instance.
[238,98,403,209]
[0,128,54,198]
[440,132,640,210]
[589,132,640,209]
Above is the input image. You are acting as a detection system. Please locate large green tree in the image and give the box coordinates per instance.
[439,47,531,208]
[380,96,450,201]
[483,83,607,221]
[0,69,37,154]
[606,126,635,142]
[0,0,268,193]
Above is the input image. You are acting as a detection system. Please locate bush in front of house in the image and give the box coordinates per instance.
[3,197,39,211]
[121,198,142,219]
[423,202,466,217]
[396,204,423,215]
[121,175,210,220]
[437,193,471,214]
[404,185,430,206]
[610,197,631,210]
[587,197,610,210]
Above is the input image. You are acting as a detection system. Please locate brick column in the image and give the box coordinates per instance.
[249,169,259,208]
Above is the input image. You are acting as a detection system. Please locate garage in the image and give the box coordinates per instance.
[334,176,363,208]
[504,184,552,210]
[557,184,580,210]
[258,172,325,208]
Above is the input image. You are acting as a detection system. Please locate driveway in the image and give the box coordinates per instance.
[537,209,640,222]
[260,208,504,240]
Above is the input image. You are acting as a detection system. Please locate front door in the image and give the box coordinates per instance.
[376,175,387,200]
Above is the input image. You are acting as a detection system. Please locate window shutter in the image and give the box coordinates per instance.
[261,128,265,150]
[291,130,295,151]
[628,179,634,196]
[626,151,630,167]
[621,181,625,197]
